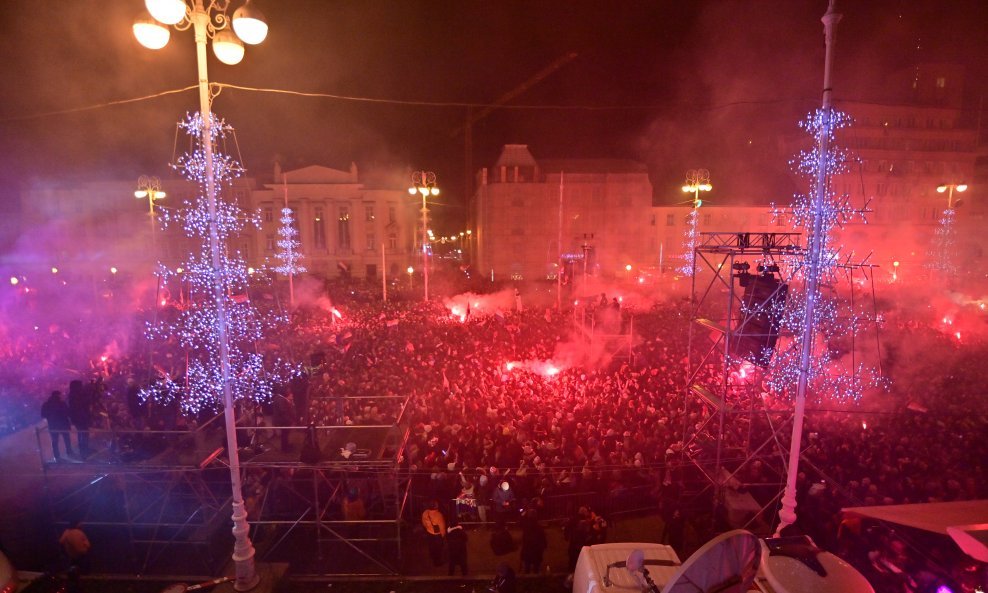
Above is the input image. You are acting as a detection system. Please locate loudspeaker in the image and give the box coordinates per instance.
[731,273,787,367]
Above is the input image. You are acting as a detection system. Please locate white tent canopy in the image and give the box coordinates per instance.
[842,500,988,562]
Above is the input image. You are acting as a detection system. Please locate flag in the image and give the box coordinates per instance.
[387,319,400,327]
[442,370,450,390]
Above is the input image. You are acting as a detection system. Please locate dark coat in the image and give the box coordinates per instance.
[67,381,91,429]
[446,525,468,563]
[42,394,71,431]
[520,520,547,562]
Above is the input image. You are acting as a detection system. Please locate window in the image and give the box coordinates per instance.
[388,205,397,223]
[338,206,351,250]
[265,233,275,252]
[366,233,376,251]
[263,207,273,223]
[702,214,711,226]
[666,214,675,226]
[366,264,377,278]
[313,207,326,250]
[365,204,375,222]
[388,233,398,250]
[936,76,946,89]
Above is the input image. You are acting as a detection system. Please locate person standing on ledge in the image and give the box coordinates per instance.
[421,499,447,567]
[42,390,73,461]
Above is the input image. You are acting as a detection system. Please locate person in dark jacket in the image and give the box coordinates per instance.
[565,506,592,571]
[272,390,296,453]
[67,380,92,458]
[41,391,73,460]
[490,520,515,556]
[519,509,547,574]
[445,519,468,576]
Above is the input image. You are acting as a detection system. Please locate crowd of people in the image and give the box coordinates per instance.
[3,275,987,590]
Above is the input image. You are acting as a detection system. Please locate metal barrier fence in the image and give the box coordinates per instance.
[406,483,659,528]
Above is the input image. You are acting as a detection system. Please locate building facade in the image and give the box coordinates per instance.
[248,164,418,280]
[474,145,656,282]
[829,64,983,278]
[10,163,419,285]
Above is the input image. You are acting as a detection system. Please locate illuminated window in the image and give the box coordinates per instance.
[365,204,375,222]
[936,77,946,88]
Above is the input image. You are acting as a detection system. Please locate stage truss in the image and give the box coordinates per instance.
[681,231,884,533]
[38,395,412,578]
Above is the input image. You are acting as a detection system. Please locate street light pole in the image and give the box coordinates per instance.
[135,175,166,250]
[134,1,268,589]
[409,171,439,302]
[934,182,968,276]
[681,169,711,277]
[776,0,840,537]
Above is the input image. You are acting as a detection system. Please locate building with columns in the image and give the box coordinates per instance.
[248,164,418,280]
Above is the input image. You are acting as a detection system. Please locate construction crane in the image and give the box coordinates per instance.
[453,51,579,237]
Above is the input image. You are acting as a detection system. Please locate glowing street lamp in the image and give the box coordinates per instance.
[132,2,269,589]
[407,265,415,290]
[408,171,439,301]
[134,0,268,65]
[679,169,711,276]
[135,175,166,247]
[682,169,713,206]
[933,182,969,277]
[936,182,968,209]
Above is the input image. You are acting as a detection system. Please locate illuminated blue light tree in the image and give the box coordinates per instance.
[769,0,886,536]
[273,178,305,306]
[142,112,297,415]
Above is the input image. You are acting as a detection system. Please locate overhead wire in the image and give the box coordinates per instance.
[1,82,821,124]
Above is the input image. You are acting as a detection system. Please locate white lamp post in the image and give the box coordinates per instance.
[680,169,711,277]
[135,175,166,249]
[133,1,268,590]
[408,171,439,302]
[933,182,968,276]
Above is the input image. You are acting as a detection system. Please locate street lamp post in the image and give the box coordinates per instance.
[937,182,968,209]
[133,1,268,590]
[681,169,712,276]
[408,171,439,302]
[135,175,166,249]
[934,182,968,276]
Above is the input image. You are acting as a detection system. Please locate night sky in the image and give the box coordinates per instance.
[0,0,985,232]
